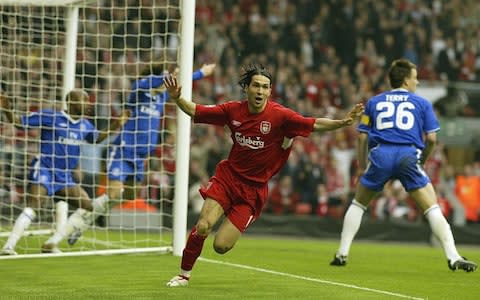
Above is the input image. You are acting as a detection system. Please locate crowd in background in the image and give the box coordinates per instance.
[1,0,480,225]
[188,0,480,225]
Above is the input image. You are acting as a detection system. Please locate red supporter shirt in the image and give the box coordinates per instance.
[194,100,316,184]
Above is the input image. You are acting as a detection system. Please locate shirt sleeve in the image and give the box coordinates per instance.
[193,103,229,126]
[21,110,51,128]
[357,100,372,133]
[192,69,204,81]
[423,101,440,133]
[282,108,315,138]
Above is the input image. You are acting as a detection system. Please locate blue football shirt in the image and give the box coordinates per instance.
[21,109,98,170]
[358,88,440,149]
[112,70,204,158]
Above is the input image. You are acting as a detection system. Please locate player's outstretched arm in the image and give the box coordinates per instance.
[200,63,216,77]
[164,75,196,117]
[0,92,22,127]
[97,109,131,143]
[313,103,364,132]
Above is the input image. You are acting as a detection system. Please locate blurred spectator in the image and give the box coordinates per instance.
[455,164,480,223]
[437,37,460,81]
[438,165,466,227]
[324,159,348,218]
[330,131,355,196]
[293,151,326,214]
[269,175,300,215]
[3,0,480,225]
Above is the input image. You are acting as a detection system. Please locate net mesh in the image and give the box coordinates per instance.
[0,0,181,255]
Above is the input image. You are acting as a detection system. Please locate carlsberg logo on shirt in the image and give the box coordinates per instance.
[235,132,265,149]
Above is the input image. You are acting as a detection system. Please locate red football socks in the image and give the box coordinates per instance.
[181,226,207,271]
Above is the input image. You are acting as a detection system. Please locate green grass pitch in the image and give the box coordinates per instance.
[0,234,478,299]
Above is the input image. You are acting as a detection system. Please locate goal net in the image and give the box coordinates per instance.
[0,0,190,258]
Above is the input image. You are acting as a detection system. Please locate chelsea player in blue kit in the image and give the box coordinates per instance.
[0,89,128,255]
[105,63,215,204]
[45,63,216,247]
[330,59,477,272]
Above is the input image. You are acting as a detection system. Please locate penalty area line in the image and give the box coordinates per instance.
[198,257,425,300]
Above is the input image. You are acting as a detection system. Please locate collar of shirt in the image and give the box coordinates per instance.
[390,88,409,92]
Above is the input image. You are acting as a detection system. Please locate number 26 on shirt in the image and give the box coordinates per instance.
[376,102,415,130]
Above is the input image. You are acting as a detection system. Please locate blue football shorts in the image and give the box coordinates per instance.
[29,159,76,196]
[360,144,430,192]
[106,146,145,182]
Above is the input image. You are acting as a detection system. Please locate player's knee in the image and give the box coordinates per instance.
[195,219,213,236]
[213,242,233,254]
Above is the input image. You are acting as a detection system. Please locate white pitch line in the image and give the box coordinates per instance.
[198,257,425,300]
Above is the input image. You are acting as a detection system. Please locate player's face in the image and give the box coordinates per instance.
[69,92,91,118]
[404,68,419,92]
[246,74,271,113]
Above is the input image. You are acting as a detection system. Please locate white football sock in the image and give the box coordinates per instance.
[44,202,69,245]
[424,204,461,262]
[43,196,109,248]
[55,201,68,236]
[180,269,191,278]
[92,194,109,214]
[3,207,36,250]
[337,200,367,256]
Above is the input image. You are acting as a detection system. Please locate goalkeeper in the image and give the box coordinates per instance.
[43,63,216,248]
[0,89,128,255]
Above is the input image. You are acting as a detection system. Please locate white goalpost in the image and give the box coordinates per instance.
[0,0,193,258]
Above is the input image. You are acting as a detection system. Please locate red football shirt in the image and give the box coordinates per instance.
[194,100,316,184]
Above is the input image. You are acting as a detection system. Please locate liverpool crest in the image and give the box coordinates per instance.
[260,121,271,134]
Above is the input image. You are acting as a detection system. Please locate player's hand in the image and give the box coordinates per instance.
[348,103,364,120]
[338,103,364,127]
[164,75,182,100]
[200,63,216,77]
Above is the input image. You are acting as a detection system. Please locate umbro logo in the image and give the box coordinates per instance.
[232,120,241,127]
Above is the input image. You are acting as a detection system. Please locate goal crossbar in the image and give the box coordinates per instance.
[0,0,94,5]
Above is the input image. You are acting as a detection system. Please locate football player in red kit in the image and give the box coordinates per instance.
[165,64,364,287]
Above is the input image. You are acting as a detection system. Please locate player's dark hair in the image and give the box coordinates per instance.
[388,59,416,89]
[65,89,88,102]
[238,64,272,89]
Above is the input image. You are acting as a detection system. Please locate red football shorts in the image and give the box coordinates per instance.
[199,161,268,232]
